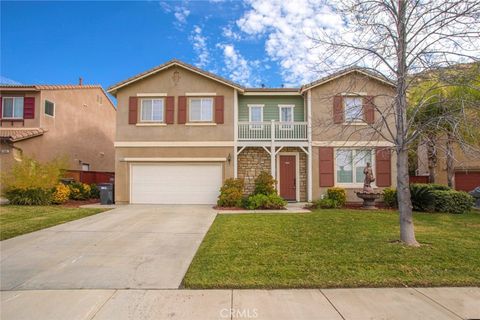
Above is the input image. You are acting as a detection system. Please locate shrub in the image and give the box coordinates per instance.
[1,156,67,191]
[382,188,398,208]
[89,184,100,199]
[326,187,346,207]
[52,183,71,204]
[253,171,277,195]
[314,198,338,209]
[4,188,53,205]
[431,190,474,214]
[246,193,287,210]
[68,182,91,200]
[409,184,436,212]
[217,178,244,208]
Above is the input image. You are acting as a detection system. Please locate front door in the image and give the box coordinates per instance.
[279,155,296,201]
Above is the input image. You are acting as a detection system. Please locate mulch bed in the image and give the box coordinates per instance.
[61,198,100,208]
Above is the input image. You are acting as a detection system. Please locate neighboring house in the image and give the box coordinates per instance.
[0,84,116,179]
[417,142,480,192]
[108,59,397,204]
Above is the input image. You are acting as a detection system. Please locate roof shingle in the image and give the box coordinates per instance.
[0,128,47,142]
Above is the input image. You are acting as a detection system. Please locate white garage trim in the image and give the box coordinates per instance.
[129,162,223,204]
[115,141,234,147]
[122,157,226,162]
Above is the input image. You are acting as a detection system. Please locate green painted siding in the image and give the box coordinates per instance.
[238,95,305,122]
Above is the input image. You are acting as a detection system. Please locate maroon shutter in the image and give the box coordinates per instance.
[178,96,187,124]
[333,95,343,124]
[23,97,35,119]
[0,96,2,119]
[215,96,224,124]
[128,97,138,124]
[376,148,392,187]
[363,95,375,124]
[165,96,174,124]
[319,147,335,187]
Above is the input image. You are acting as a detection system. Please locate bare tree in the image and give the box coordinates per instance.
[309,0,480,246]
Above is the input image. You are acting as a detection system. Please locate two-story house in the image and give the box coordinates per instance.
[108,60,396,205]
[0,84,116,179]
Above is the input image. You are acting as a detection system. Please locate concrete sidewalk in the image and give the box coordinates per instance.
[1,287,478,320]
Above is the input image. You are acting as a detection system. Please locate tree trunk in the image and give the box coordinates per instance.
[395,0,419,246]
[426,136,437,183]
[397,147,419,246]
[446,133,455,188]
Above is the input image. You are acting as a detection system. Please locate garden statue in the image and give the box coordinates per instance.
[355,162,381,209]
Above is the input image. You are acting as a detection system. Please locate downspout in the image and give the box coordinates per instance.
[233,88,238,178]
[307,90,313,202]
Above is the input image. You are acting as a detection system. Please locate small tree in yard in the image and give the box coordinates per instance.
[310,1,480,246]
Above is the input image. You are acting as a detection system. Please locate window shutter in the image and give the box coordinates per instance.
[319,147,335,187]
[333,95,343,124]
[376,148,391,187]
[178,96,187,124]
[0,96,2,120]
[128,97,138,124]
[215,96,224,124]
[363,96,375,124]
[165,96,175,124]
[24,97,35,119]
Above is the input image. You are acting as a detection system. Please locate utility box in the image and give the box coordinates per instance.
[98,183,114,205]
[469,187,480,208]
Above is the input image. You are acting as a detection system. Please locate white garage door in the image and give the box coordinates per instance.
[130,163,223,204]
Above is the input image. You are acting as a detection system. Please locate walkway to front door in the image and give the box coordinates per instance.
[279,155,297,201]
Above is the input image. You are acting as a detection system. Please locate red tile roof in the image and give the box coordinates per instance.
[0,128,47,142]
[0,84,103,90]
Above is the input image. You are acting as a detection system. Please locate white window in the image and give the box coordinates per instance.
[336,149,373,184]
[344,97,363,122]
[45,100,55,117]
[141,98,164,122]
[189,98,213,122]
[2,97,24,119]
[82,163,90,171]
[279,105,294,129]
[248,104,263,129]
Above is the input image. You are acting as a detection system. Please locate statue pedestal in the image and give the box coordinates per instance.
[355,192,382,209]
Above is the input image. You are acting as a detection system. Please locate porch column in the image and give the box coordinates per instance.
[233,88,238,178]
[307,90,313,202]
[271,119,276,179]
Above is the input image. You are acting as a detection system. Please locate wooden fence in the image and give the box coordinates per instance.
[65,170,115,185]
[409,176,429,184]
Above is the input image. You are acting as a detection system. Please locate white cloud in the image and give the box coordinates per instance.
[235,0,344,86]
[222,25,242,41]
[0,76,21,85]
[174,6,190,25]
[190,26,210,68]
[218,43,259,86]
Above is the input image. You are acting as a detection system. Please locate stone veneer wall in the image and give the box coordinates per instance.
[238,147,271,195]
[237,146,307,201]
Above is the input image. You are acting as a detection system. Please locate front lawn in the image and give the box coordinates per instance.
[183,209,480,288]
[0,205,109,240]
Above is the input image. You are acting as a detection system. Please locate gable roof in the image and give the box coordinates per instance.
[300,67,396,93]
[107,59,245,96]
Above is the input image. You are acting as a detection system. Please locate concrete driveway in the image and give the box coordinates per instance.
[0,205,216,290]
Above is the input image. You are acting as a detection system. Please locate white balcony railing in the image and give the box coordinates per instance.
[238,121,307,141]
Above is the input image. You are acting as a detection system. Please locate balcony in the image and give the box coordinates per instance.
[238,121,308,141]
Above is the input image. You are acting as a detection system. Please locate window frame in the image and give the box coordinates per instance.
[335,148,375,186]
[140,98,165,123]
[44,100,55,117]
[2,97,24,119]
[248,104,264,130]
[343,96,364,123]
[278,104,294,130]
[188,97,214,122]
[81,163,90,172]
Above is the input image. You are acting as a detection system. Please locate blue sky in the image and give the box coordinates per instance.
[1,1,344,89]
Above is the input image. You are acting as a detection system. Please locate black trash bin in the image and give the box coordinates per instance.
[98,183,114,205]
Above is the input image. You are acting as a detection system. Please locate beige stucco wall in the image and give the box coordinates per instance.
[0,88,116,174]
[115,147,234,204]
[308,73,397,202]
[115,65,235,142]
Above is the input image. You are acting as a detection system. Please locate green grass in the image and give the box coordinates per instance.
[0,205,109,241]
[183,209,480,289]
